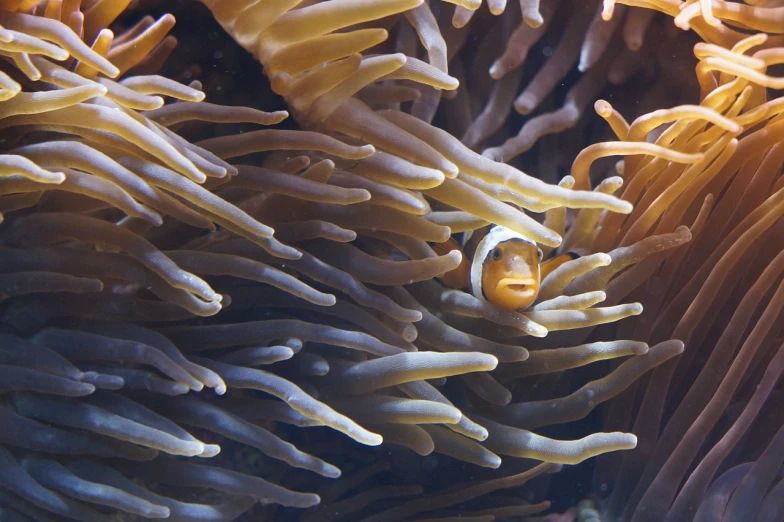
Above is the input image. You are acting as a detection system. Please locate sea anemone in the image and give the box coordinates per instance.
[0,1,782,522]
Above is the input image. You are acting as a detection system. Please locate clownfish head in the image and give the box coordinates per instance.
[470,227,543,311]
[481,239,543,310]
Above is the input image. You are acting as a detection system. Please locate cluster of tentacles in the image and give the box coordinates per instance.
[0,1,782,522]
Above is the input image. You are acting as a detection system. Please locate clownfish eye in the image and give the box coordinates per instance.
[537,248,543,261]
[492,247,503,260]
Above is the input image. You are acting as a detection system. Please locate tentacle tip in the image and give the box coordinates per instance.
[483,354,500,370]
[481,147,502,161]
[542,234,563,249]
[200,303,222,316]
[365,433,383,446]
[52,48,70,61]
[89,82,107,94]
[324,466,341,478]
[391,53,408,66]
[616,200,634,214]
[189,170,208,184]
[357,145,376,158]
[594,99,612,116]
[200,444,221,457]
[447,249,463,263]
[171,383,190,395]
[626,40,643,52]
[150,506,171,518]
[441,160,459,178]
[531,327,548,337]
[270,72,291,95]
[147,213,164,227]
[271,110,289,123]
[514,94,536,115]
[443,78,460,90]
[596,253,613,265]
[635,342,650,355]
[105,65,121,79]
[523,10,544,28]
[186,442,207,457]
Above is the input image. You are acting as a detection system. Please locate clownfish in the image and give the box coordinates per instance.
[431,225,579,311]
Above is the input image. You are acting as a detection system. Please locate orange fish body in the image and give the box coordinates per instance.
[433,226,579,311]
[540,250,579,279]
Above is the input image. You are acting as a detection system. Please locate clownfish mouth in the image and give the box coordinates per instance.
[496,277,538,298]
